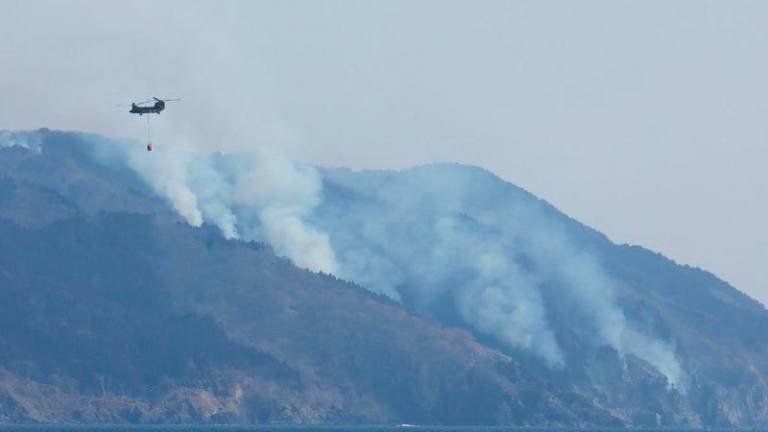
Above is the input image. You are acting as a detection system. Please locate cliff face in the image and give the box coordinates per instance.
[0,129,766,426]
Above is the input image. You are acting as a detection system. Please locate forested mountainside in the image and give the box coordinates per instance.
[0,129,766,426]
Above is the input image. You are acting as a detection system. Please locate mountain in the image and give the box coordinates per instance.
[0,128,766,426]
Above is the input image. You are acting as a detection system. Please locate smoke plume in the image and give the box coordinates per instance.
[0,130,42,153]
[310,164,685,387]
[98,140,683,388]
[111,141,337,274]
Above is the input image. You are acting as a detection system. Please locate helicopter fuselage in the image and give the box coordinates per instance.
[130,101,165,115]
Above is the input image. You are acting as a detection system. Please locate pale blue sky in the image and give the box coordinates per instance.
[2,1,767,302]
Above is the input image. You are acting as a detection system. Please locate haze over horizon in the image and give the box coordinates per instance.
[2,1,766,303]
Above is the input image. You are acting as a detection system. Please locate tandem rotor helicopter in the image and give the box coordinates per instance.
[117,97,180,151]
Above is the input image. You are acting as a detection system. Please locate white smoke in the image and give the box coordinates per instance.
[125,147,204,227]
[437,216,565,367]
[0,130,42,152]
[105,141,683,388]
[116,141,337,274]
[311,165,685,388]
[187,155,240,239]
[228,151,337,273]
[525,222,685,388]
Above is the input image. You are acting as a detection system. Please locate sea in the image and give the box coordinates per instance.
[0,426,762,432]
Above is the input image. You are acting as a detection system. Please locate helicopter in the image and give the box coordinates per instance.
[117,97,181,151]
[126,97,181,115]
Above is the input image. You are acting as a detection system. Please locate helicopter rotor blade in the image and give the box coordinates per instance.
[116,97,180,107]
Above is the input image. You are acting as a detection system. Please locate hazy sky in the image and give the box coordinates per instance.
[2,1,767,303]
